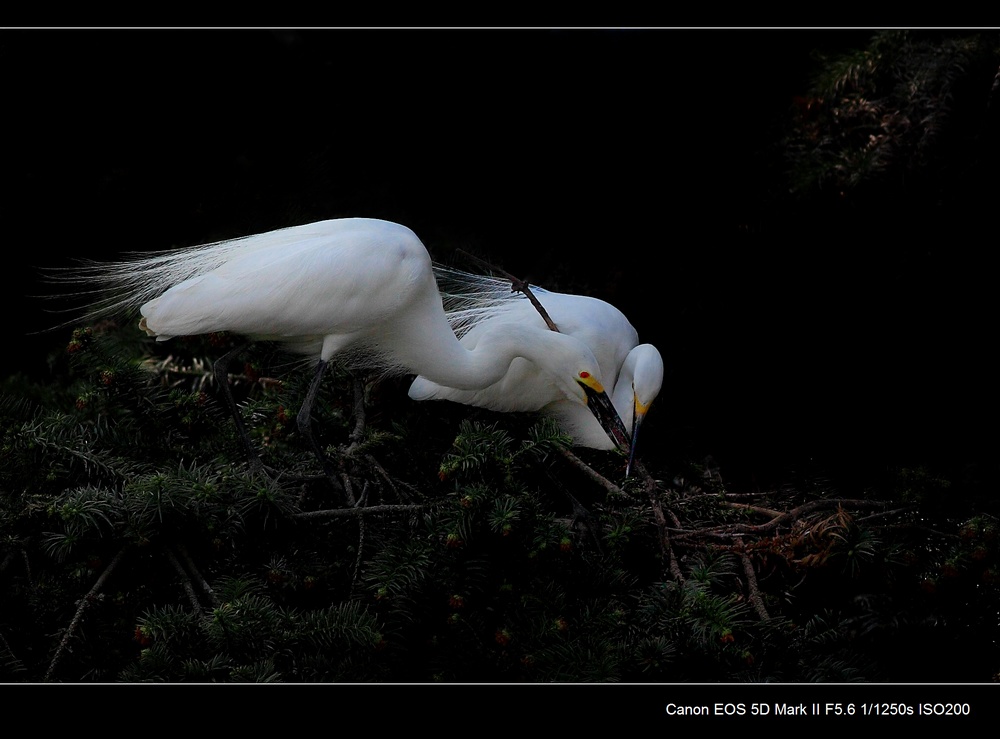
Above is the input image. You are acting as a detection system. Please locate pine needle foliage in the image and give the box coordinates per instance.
[782,30,1000,213]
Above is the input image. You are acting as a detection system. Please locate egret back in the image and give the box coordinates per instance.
[138,219,438,363]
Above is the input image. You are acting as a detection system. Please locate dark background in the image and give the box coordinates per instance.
[3,28,992,489]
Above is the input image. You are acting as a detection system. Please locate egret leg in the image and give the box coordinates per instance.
[296,359,339,482]
[213,343,264,470]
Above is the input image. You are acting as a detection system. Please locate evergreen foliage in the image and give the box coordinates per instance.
[781,30,1000,219]
[2,312,997,682]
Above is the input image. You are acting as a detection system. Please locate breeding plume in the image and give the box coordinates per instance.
[409,268,664,474]
[70,218,631,470]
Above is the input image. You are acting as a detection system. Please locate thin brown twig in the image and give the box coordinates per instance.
[292,504,425,519]
[648,492,684,582]
[0,631,19,672]
[694,499,892,538]
[629,459,661,496]
[175,542,220,608]
[45,544,131,682]
[166,546,202,613]
[340,472,357,507]
[556,447,623,496]
[724,501,787,519]
[856,505,918,524]
[21,550,32,588]
[351,483,369,588]
[365,453,421,503]
[642,470,684,581]
[454,249,561,332]
[741,554,770,620]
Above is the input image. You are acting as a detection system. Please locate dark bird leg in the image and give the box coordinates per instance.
[214,348,344,498]
[297,359,346,495]
[213,343,264,471]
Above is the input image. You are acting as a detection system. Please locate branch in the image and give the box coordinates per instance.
[166,546,203,613]
[646,484,684,582]
[365,453,421,503]
[0,630,21,675]
[554,449,685,581]
[723,501,787,519]
[340,472,357,507]
[351,492,367,588]
[21,550,32,588]
[45,544,131,682]
[175,542,220,608]
[741,554,770,621]
[292,504,425,520]
[699,498,892,537]
[856,505,918,524]
[556,447,623,496]
[455,249,561,332]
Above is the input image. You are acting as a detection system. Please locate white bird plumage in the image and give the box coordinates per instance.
[68,217,632,471]
[409,267,664,472]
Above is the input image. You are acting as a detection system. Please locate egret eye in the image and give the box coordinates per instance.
[579,371,590,379]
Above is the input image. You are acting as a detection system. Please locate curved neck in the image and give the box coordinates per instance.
[388,312,577,393]
[447,325,578,391]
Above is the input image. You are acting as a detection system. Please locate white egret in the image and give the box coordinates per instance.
[68,218,631,473]
[408,268,664,474]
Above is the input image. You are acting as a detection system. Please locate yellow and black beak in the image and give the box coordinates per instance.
[625,397,651,478]
[578,376,631,454]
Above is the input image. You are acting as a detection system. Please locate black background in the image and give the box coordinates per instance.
[3,28,993,489]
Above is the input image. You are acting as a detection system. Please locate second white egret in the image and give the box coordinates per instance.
[408,267,664,474]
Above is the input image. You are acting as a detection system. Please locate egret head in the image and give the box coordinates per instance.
[533,332,631,454]
[624,344,664,475]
